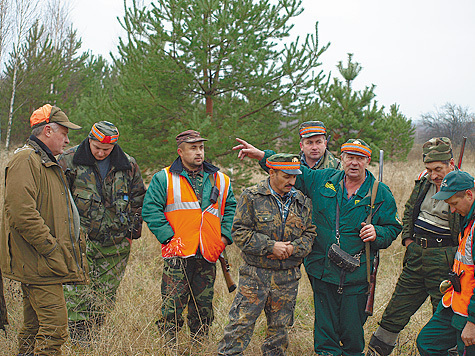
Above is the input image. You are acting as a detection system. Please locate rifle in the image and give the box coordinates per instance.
[365,149,384,316]
[219,250,237,293]
[458,136,467,169]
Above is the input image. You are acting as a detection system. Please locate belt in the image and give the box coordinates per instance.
[414,236,454,248]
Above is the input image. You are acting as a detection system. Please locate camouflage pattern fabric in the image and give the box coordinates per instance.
[301,149,341,170]
[0,269,7,331]
[218,264,301,356]
[64,238,130,321]
[157,256,216,337]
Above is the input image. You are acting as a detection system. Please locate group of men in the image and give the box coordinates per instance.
[1,103,475,356]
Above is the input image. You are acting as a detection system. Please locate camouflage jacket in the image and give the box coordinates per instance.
[401,173,461,246]
[232,179,316,270]
[301,149,341,170]
[58,139,146,246]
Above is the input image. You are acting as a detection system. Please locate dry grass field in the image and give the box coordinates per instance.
[0,145,474,355]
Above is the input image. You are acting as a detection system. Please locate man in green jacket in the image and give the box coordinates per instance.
[0,104,88,355]
[299,120,340,170]
[58,121,146,339]
[142,130,236,344]
[234,138,402,356]
[367,137,460,356]
[218,153,315,355]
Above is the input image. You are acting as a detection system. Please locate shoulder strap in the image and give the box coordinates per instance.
[365,180,379,284]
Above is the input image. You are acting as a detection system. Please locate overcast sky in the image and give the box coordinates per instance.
[68,0,475,121]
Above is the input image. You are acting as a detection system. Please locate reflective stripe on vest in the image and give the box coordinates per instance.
[442,219,475,317]
[162,167,229,262]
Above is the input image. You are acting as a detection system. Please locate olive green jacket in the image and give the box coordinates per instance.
[232,179,316,270]
[261,150,402,286]
[1,138,88,285]
[401,173,460,246]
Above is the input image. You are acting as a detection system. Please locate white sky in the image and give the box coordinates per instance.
[68,0,475,121]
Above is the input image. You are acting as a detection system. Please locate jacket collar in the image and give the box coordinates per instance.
[28,136,58,165]
[72,138,131,171]
[169,157,219,175]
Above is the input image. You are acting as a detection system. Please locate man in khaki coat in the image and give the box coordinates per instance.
[0,104,89,356]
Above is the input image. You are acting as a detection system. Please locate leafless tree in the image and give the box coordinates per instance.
[420,103,475,147]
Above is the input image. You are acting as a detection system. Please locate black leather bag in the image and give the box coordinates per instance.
[328,243,360,272]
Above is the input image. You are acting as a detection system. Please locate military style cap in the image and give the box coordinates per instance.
[176,130,208,146]
[299,121,326,138]
[30,104,81,130]
[266,153,302,175]
[432,170,475,200]
[341,139,372,157]
[422,137,453,163]
[88,121,119,144]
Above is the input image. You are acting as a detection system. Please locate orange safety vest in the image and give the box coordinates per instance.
[162,167,230,263]
[442,218,475,317]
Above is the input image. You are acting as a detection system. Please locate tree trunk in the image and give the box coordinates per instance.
[5,62,18,150]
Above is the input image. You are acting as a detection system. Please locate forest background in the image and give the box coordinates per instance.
[0,0,474,354]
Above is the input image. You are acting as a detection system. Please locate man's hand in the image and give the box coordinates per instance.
[462,321,475,346]
[233,138,265,161]
[221,235,229,247]
[360,222,377,242]
[268,241,293,260]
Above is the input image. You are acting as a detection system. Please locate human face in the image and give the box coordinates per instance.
[45,124,70,156]
[424,160,454,189]
[445,190,474,216]
[89,139,115,161]
[299,135,327,164]
[341,153,370,181]
[178,142,205,170]
[269,169,297,196]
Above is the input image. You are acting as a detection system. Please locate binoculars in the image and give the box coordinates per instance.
[439,270,464,294]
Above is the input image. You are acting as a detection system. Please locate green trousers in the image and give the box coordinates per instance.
[218,264,301,356]
[64,238,130,321]
[19,283,68,356]
[417,302,475,356]
[309,276,368,356]
[380,242,456,333]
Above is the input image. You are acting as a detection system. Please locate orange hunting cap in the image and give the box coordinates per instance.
[30,104,81,130]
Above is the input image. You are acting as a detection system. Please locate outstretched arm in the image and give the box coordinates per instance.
[233,138,265,161]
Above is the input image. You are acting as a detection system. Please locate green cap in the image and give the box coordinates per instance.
[432,171,475,200]
[422,137,452,163]
[299,121,327,138]
[341,139,372,157]
[266,153,302,175]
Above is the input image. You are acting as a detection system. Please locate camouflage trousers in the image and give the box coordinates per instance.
[218,264,301,356]
[379,242,456,333]
[64,237,131,322]
[158,256,216,336]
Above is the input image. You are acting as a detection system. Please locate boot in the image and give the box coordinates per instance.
[366,333,395,356]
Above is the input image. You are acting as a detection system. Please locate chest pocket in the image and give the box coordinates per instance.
[110,171,131,225]
[255,213,275,232]
[73,189,98,217]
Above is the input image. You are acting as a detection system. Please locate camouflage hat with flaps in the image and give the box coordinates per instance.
[341,139,372,157]
[266,153,302,175]
[432,170,475,200]
[88,121,119,144]
[422,137,452,163]
[299,121,327,138]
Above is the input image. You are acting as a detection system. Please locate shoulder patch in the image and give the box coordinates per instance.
[325,182,336,192]
[14,145,34,154]
[417,169,428,180]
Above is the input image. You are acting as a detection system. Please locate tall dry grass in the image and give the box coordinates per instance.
[1,145,474,355]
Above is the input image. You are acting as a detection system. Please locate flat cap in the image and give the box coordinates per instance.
[341,139,372,158]
[266,153,302,175]
[299,121,327,138]
[176,130,207,146]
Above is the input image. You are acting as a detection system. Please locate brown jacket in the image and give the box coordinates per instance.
[0,138,88,285]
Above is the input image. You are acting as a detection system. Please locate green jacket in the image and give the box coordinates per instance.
[232,179,316,270]
[301,149,341,170]
[58,139,146,246]
[261,150,402,286]
[401,173,460,246]
[1,138,88,285]
[142,157,236,246]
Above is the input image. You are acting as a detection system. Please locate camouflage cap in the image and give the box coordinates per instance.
[432,170,475,200]
[266,153,302,175]
[88,121,119,144]
[341,139,372,157]
[30,104,81,130]
[422,137,453,163]
[299,121,326,138]
[176,130,208,146]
